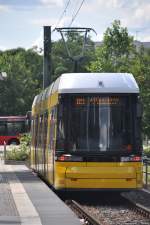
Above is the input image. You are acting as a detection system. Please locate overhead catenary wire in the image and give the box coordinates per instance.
[71,0,81,18]
[52,0,72,32]
[69,0,86,27]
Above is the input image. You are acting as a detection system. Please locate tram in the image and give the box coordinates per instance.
[31,73,143,190]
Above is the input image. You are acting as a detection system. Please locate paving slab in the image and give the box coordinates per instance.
[14,165,80,225]
[0,160,80,225]
[0,162,21,225]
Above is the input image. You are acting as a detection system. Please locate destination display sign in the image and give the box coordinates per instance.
[75,97,120,106]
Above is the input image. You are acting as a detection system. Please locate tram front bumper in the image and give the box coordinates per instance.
[65,163,141,189]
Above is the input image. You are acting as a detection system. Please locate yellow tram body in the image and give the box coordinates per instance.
[31,73,143,191]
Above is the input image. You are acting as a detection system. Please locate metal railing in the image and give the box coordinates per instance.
[143,157,150,188]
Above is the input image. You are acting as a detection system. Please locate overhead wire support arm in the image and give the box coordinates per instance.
[81,29,88,57]
[55,27,97,72]
[55,27,97,59]
[58,29,72,59]
[55,27,97,34]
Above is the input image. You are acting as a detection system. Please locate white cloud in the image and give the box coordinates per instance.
[57,16,74,27]
[31,15,72,28]
[40,0,64,7]
[30,15,80,51]
[122,2,150,28]
[0,5,10,12]
[135,3,150,24]
[92,33,103,42]
[103,0,125,8]
[105,0,140,8]
[32,18,57,27]
[0,45,7,51]
[142,35,150,42]
[98,0,145,9]
[82,0,149,17]
[31,29,43,53]
[84,0,139,12]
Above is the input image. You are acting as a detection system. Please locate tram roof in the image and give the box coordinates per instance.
[54,73,139,94]
[32,73,139,107]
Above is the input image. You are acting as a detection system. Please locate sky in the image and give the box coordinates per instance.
[0,0,150,51]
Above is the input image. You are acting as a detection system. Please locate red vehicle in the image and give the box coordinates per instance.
[0,115,30,145]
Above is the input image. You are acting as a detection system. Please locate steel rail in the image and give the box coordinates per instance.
[121,194,150,219]
[69,200,101,225]
[68,196,150,225]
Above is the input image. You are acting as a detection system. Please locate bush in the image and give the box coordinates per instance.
[143,146,150,158]
[6,133,31,161]
[20,133,31,145]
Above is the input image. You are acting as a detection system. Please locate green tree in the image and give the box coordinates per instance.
[89,20,135,72]
[130,47,150,137]
[0,48,43,115]
[0,34,95,115]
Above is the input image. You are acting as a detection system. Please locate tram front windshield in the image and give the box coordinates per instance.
[57,95,134,153]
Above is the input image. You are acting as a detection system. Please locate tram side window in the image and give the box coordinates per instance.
[38,115,43,147]
[43,112,48,149]
[37,116,41,150]
[35,117,39,149]
[57,104,65,150]
[31,119,35,147]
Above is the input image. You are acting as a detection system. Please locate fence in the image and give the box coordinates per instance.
[143,157,150,188]
[4,141,6,163]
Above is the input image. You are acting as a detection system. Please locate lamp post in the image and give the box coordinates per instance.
[43,26,51,89]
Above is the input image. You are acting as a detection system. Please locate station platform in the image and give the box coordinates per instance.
[0,160,80,225]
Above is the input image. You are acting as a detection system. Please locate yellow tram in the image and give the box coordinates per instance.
[31,73,143,190]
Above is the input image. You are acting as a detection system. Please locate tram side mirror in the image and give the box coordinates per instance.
[137,101,143,118]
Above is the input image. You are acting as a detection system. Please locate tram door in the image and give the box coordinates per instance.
[34,116,39,171]
[48,107,57,185]
[42,112,48,176]
[38,115,43,173]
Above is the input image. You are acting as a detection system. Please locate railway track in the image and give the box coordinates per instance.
[66,193,150,225]
[67,200,101,225]
[122,194,150,220]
